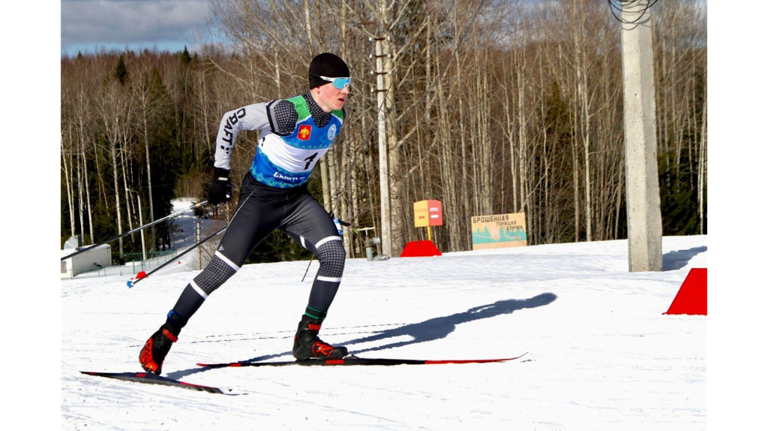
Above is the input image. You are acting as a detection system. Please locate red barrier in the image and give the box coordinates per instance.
[400,240,442,258]
[664,268,707,315]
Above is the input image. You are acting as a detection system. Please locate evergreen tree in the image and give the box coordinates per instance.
[140,67,180,250]
[114,54,129,85]
[658,151,704,236]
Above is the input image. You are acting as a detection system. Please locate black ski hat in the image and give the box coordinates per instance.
[308,53,350,89]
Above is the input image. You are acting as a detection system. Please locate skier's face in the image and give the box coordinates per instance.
[311,80,350,112]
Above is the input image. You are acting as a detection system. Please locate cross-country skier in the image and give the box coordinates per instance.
[140,53,352,374]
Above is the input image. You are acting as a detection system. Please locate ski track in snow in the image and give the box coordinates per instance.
[61,220,707,430]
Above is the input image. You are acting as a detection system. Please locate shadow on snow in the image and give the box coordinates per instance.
[170,292,556,379]
[663,245,707,271]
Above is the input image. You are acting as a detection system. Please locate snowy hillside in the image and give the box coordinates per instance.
[56,234,713,430]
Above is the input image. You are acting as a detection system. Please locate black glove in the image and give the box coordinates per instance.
[208,167,232,204]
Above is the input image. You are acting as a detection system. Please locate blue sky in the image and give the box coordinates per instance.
[61,0,214,57]
[57,0,709,58]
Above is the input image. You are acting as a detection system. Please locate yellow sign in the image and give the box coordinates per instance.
[414,201,429,228]
[471,213,527,250]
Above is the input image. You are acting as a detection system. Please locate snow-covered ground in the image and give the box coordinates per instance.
[57,232,712,430]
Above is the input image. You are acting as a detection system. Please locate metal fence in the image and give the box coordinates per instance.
[124,250,179,273]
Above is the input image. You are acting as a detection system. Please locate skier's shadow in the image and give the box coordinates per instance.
[663,246,707,271]
[170,292,556,379]
[343,292,557,355]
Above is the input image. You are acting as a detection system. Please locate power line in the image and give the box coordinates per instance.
[607,0,659,24]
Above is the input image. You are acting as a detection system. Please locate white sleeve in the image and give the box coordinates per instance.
[213,102,271,170]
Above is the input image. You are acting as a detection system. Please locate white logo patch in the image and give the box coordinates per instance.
[328,124,337,141]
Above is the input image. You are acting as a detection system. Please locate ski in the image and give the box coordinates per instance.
[80,371,234,395]
[197,353,527,368]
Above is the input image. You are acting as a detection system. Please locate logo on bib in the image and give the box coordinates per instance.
[327,124,337,141]
[298,125,312,141]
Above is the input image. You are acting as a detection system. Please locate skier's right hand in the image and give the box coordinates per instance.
[208,167,232,205]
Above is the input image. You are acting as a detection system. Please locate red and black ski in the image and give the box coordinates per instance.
[81,355,527,393]
[197,353,527,368]
[80,371,234,395]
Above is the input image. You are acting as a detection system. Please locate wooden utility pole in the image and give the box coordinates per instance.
[372,34,392,258]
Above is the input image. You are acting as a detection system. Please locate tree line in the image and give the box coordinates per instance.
[60,0,706,263]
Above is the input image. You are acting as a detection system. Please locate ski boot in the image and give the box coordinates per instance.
[139,323,179,375]
[293,315,348,361]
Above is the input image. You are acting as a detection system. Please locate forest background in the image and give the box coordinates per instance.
[59,0,707,264]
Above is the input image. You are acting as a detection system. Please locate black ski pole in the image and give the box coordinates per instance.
[127,225,227,287]
[301,256,314,282]
[62,201,209,261]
